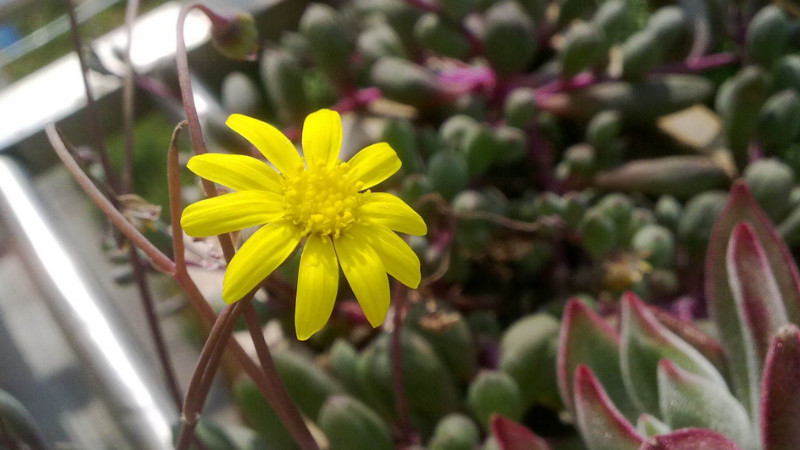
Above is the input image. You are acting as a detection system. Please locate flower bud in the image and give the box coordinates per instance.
[209,12,258,61]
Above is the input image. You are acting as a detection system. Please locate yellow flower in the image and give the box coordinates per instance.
[181,109,427,340]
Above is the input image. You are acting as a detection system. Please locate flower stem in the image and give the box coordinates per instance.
[62,0,117,192]
[175,300,246,450]
[242,303,319,450]
[166,121,318,448]
[121,0,140,193]
[391,283,414,446]
[129,246,183,410]
[47,123,290,425]
[48,125,175,273]
[176,2,237,262]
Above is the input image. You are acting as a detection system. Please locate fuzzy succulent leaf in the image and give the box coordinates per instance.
[726,222,790,415]
[760,324,800,450]
[558,300,637,420]
[490,414,551,450]
[705,181,800,414]
[656,360,754,450]
[620,292,726,415]
[636,413,671,437]
[648,307,728,377]
[638,428,743,450]
[574,365,644,450]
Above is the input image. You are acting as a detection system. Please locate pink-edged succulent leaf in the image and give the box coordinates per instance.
[558,299,638,420]
[639,428,743,450]
[760,324,800,450]
[620,292,726,415]
[706,180,800,413]
[574,365,645,450]
[727,222,789,415]
[490,414,551,450]
[657,360,754,449]
[637,414,671,437]
[649,307,728,378]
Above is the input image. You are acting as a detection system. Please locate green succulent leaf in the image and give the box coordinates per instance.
[657,360,754,449]
[727,221,790,415]
[760,324,800,450]
[573,365,644,450]
[706,180,800,415]
[638,428,743,450]
[558,299,637,420]
[318,395,394,450]
[490,415,551,450]
[620,292,726,415]
[636,413,670,437]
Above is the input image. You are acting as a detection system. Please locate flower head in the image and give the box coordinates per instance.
[181,109,427,340]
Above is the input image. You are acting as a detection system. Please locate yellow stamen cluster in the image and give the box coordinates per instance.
[282,161,363,237]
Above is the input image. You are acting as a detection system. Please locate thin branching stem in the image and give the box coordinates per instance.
[48,125,175,273]
[62,0,117,191]
[48,123,282,412]
[175,300,246,450]
[166,119,318,448]
[390,283,414,446]
[121,0,140,193]
[129,246,183,409]
[176,2,237,262]
[242,303,319,450]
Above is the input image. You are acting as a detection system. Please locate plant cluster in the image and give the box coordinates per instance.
[6,0,800,449]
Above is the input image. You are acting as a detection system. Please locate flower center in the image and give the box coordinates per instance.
[282,161,363,237]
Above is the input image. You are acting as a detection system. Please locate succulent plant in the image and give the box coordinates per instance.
[496,181,800,450]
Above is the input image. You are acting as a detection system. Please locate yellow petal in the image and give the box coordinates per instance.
[351,223,421,288]
[181,191,284,237]
[295,235,339,340]
[360,193,427,236]
[223,221,302,303]
[302,109,342,168]
[334,233,390,328]
[187,153,282,193]
[346,143,401,188]
[226,114,303,176]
